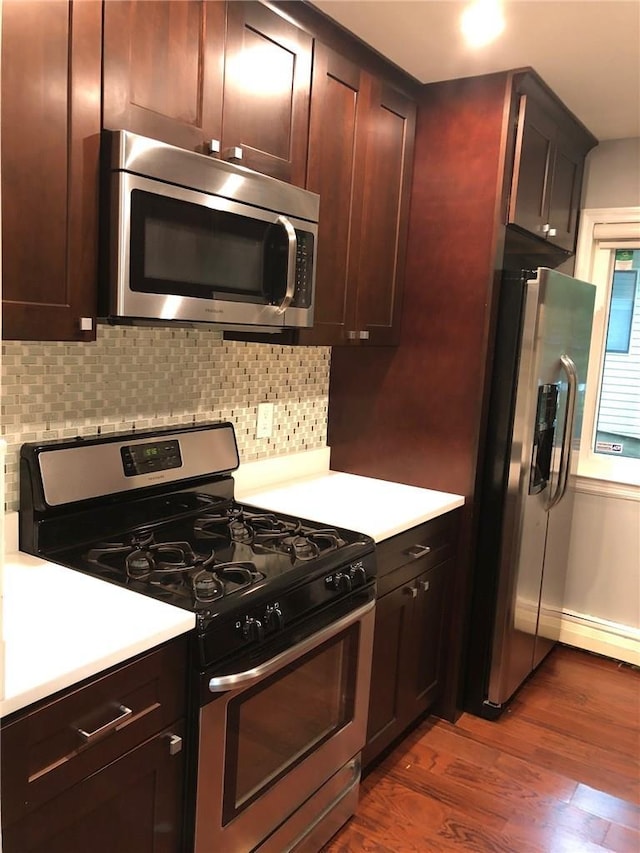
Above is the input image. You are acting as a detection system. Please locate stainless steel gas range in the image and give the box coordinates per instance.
[19,421,376,853]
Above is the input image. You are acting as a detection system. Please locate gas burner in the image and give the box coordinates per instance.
[126,550,155,577]
[281,535,320,561]
[193,570,224,602]
[229,518,253,544]
[275,529,348,561]
[194,508,300,545]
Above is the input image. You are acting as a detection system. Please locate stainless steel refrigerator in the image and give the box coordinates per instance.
[465,267,595,718]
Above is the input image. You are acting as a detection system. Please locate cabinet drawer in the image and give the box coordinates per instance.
[1,636,188,826]
[2,720,186,853]
[376,510,459,596]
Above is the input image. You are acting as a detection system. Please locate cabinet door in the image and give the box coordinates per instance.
[352,77,416,346]
[362,582,415,767]
[546,132,585,252]
[401,559,450,724]
[301,45,363,345]
[2,723,186,853]
[1,0,101,341]
[508,93,556,241]
[103,0,225,153]
[221,1,312,184]
[508,89,591,253]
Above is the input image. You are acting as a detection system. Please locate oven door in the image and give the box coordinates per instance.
[108,171,316,329]
[194,599,375,853]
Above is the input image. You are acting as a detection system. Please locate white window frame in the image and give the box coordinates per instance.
[574,206,640,491]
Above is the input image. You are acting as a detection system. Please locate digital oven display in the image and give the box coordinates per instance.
[120,439,182,477]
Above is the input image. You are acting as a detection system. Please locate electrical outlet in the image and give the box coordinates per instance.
[256,402,274,438]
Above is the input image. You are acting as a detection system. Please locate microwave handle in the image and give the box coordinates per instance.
[274,215,297,314]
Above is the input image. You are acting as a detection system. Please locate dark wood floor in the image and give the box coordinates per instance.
[323,646,640,852]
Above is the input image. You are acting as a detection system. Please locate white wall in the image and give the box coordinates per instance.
[566,486,639,626]
[582,137,640,209]
[562,138,640,665]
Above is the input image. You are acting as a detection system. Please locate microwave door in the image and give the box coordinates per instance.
[108,172,289,329]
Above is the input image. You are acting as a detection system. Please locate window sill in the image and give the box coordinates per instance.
[574,472,640,501]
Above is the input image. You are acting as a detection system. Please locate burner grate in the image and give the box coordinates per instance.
[84,531,264,604]
[194,507,346,560]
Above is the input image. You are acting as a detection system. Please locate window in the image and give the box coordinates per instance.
[605,264,637,354]
[574,208,640,486]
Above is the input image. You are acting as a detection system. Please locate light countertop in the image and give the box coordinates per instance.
[1,542,194,718]
[237,469,464,542]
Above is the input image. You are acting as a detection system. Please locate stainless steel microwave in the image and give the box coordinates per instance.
[99,131,319,332]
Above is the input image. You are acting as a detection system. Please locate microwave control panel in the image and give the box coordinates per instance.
[293,231,314,308]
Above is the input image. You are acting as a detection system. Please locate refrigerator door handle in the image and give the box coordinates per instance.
[547,353,578,510]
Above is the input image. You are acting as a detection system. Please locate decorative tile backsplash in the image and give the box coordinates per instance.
[2,325,330,512]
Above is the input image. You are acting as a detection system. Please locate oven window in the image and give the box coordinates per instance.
[129,190,288,304]
[222,626,358,823]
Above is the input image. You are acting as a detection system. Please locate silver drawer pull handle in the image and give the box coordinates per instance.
[76,704,133,743]
[404,586,418,599]
[406,544,431,559]
[222,145,243,161]
[166,733,183,756]
[419,579,430,592]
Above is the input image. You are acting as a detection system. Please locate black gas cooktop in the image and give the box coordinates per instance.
[19,422,376,669]
[50,493,370,618]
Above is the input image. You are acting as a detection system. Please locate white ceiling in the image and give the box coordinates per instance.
[311,0,640,141]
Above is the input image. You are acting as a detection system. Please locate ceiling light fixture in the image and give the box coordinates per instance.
[461,0,506,48]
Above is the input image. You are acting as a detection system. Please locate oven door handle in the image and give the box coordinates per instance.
[208,599,375,693]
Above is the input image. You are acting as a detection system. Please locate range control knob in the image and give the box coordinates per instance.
[240,617,264,643]
[350,564,367,587]
[328,572,352,593]
[264,604,284,631]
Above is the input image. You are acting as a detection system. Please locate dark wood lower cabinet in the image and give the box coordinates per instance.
[2,722,185,853]
[363,514,458,769]
[404,560,449,722]
[365,580,414,758]
[1,638,188,853]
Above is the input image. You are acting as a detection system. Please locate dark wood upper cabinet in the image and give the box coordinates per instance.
[1,0,101,341]
[222,1,312,184]
[301,46,416,346]
[301,45,363,345]
[102,0,225,153]
[508,74,597,252]
[102,1,312,184]
[353,79,416,345]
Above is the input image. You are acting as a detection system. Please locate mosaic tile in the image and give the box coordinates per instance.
[1,326,330,511]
